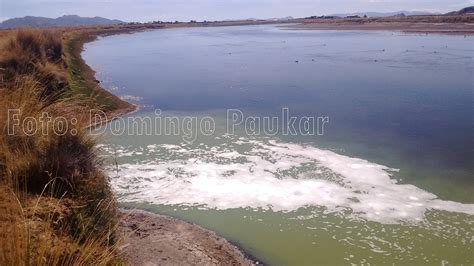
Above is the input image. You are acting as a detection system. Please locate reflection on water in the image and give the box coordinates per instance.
[84,25,474,264]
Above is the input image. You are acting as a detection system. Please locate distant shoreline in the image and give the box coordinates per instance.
[282,22,474,35]
[72,19,472,124]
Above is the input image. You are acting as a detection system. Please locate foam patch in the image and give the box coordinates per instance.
[103,137,474,224]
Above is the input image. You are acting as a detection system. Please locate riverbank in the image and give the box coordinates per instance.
[63,27,139,121]
[0,26,255,265]
[119,209,255,265]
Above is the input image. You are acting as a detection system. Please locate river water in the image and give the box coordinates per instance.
[83,25,474,265]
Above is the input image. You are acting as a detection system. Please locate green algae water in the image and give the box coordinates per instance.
[83,25,474,265]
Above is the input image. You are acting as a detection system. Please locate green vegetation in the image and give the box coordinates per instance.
[63,30,127,112]
[0,28,127,265]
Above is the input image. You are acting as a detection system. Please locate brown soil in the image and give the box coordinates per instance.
[118,209,256,266]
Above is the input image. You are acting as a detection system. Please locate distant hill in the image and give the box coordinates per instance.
[329,11,440,18]
[445,6,474,15]
[0,15,125,29]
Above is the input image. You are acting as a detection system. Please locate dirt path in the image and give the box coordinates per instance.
[119,209,256,265]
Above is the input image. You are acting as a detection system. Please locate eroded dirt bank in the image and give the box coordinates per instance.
[119,209,256,265]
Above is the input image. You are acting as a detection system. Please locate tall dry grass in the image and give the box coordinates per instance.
[0,29,123,265]
[0,29,67,99]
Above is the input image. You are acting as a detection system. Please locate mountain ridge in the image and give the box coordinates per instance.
[0,15,125,29]
[445,6,474,15]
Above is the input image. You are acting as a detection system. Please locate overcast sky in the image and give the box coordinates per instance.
[1,0,473,22]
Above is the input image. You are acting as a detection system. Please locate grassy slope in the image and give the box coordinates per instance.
[63,28,136,114]
[0,28,130,265]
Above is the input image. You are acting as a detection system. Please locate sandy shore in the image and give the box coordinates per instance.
[118,209,256,265]
[283,22,474,35]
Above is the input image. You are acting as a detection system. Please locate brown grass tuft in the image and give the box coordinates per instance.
[0,29,123,265]
[0,29,67,97]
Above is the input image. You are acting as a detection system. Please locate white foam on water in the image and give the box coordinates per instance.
[105,138,474,224]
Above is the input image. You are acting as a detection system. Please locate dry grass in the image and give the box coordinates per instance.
[0,29,123,265]
[0,182,121,265]
[0,29,67,97]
